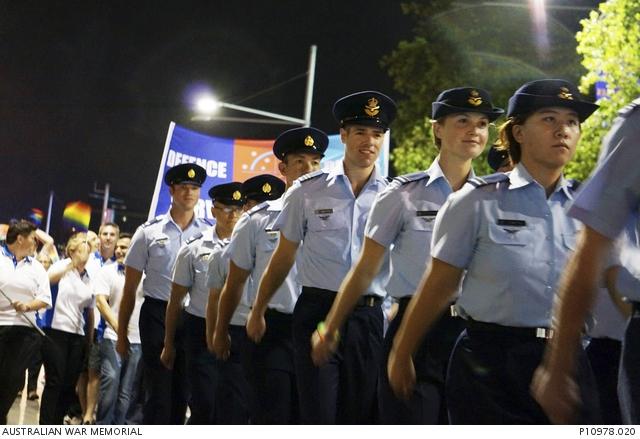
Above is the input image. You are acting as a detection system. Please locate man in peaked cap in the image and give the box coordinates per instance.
[117,163,210,424]
[312,86,504,424]
[213,128,327,424]
[161,181,244,424]
[246,92,396,424]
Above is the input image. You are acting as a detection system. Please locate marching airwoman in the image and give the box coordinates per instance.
[388,79,601,424]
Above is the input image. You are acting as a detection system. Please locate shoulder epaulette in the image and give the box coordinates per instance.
[247,201,269,216]
[297,169,325,183]
[141,215,164,228]
[186,232,203,245]
[568,178,581,192]
[618,97,640,117]
[468,172,510,188]
[385,176,394,183]
[393,171,429,185]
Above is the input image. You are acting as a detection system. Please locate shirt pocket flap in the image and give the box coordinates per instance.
[488,222,529,246]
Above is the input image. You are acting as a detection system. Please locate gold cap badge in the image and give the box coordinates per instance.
[558,87,573,100]
[232,190,242,201]
[187,169,196,178]
[262,183,272,194]
[364,97,380,117]
[468,90,482,106]
[304,135,315,147]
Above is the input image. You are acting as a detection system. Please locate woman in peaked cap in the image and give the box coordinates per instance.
[388,79,601,424]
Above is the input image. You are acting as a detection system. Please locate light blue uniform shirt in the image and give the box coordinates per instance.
[124,211,210,301]
[229,197,300,314]
[172,228,224,318]
[432,163,580,327]
[569,99,640,240]
[274,162,390,296]
[206,241,252,326]
[366,158,474,298]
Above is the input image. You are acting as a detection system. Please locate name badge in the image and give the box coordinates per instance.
[416,210,438,217]
[315,209,333,215]
[496,219,527,227]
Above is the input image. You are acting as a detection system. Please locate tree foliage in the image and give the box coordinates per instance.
[384,1,585,176]
[567,0,640,181]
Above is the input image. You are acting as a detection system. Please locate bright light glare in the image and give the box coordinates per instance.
[194,95,222,115]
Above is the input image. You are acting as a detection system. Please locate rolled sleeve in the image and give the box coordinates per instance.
[206,248,227,290]
[365,184,404,247]
[430,188,479,269]
[273,185,305,244]
[124,227,148,272]
[172,244,193,288]
[229,214,256,272]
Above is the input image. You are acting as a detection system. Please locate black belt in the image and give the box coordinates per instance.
[302,287,382,307]
[397,297,459,318]
[143,296,168,305]
[466,319,554,339]
[632,301,640,314]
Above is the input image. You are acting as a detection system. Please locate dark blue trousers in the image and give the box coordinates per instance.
[446,325,601,424]
[620,307,640,424]
[183,312,219,424]
[242,308,298,424]
[293,287,383,424]
[138,297,189,425]
[378,299,464,424]
[586,337,623,424]
[215,325,253,424]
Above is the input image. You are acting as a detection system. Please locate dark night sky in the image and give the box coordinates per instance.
[0,0,599,237]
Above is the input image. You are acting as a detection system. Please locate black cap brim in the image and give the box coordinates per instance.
[432,102,505,122]
[508,95,599,122]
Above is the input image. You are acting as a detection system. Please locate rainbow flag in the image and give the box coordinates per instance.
[63,201,91,231]
[29,208,44,226]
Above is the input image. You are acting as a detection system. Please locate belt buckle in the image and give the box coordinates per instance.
[450,305,459,317]
[366,296,375,307]
[536,328,554,339]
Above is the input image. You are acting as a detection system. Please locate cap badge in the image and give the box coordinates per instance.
[558,87,573,100]
[187,169,196,178]
[262,183,272,194]
[468,90,482,106]
[232,190,242,201]
[364,97,380,117]
[304,135,315,147]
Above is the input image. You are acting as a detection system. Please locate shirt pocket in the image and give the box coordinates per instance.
[193,254,211,290]
[147,234,171,269]
[258,231,279,253]
[306,200,350,259]
[487,222,530,246]
[409,212,437,233]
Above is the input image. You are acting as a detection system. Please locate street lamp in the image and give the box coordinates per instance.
[192,45,317,127]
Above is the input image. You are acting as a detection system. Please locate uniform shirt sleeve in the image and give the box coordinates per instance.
[569,114,640,239]
[229,214,256,272]
[273,184,305,244]
[430,186,481,269]
[365,183,404,246]
[34,263,52,307]
[172,243,193,288]
[206,248,227,290]
[124,226,148,272]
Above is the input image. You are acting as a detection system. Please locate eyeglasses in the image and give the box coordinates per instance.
[214,204,243,214]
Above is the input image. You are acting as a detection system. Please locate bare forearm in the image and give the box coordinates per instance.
[325,244,384,334]
[546,228,610,373]
[96,297,118,333]
[206,289,220,341]
[164,285,187,347]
